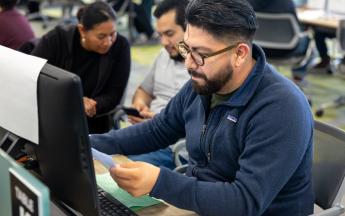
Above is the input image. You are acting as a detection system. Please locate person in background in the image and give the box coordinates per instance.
[111,0,156,43]
[142,0,153,24]
[90,0,314,215]
[298,0,344,74]
[32,1,130,134]
[311,28,345,73]
[0,0,35,50]
[26,0,39,14]
[123,0,189,169]
[136,0,156,43]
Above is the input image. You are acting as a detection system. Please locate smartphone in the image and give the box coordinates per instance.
[122,107,142,118]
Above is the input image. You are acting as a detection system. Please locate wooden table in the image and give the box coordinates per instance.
[297,7,345,29]
[94,155,198,216]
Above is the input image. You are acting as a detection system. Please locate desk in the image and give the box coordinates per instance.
[297,7,345,29]
[94,155,198,216]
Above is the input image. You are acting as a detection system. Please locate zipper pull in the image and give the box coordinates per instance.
[202,124,206,134]
[207,152,211,161]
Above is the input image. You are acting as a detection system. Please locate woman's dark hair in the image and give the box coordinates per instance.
[153,0,188,30]
[0,0,18,10]
[77,1,116,31]
[185,0,258,43]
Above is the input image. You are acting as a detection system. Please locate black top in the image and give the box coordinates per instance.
[32,24,131,133]
[71,31,100,97]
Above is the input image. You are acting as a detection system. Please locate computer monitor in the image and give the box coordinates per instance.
[0,63,100,215]
[35,63,100,215]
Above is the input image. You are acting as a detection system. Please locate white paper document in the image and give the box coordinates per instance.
[91,148,116,169]
[0,46,47,144]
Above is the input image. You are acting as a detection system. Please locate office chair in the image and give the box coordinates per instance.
[315,19,345,117]
[172,140,188,173]
[27,0,84,29]
[17,38,41,54]
[310,120,345,216]
[108,0,136,43]
[254,12,314,105]
[254,12,313,68]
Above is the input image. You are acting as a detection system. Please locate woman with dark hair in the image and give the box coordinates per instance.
[0,0,35,49]
[32,1,131,134]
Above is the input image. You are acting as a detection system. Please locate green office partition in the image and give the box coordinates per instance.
[0,149,50,216]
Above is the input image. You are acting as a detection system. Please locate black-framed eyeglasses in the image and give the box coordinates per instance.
[176,40,239,66]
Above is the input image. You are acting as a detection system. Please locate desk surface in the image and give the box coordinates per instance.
[94,155,198,216]
[297,7,345,29]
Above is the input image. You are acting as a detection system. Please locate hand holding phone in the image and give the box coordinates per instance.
[122,107,142,118]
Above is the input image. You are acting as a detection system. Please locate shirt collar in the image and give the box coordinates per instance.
[198,43,267,108]
[223,43,267,107]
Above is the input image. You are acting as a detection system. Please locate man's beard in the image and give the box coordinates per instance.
[188,67,233,95]
[170,52,185,62]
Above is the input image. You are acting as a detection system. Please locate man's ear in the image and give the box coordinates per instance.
[234,43,250,67]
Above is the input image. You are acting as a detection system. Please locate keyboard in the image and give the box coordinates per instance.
[98,188,138,216]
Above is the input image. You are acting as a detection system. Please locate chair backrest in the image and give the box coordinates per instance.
[337,19,345,52]
[254,13,301,50]
[108,0,132,17]
[17,38,40,54]
[313,120,345,210]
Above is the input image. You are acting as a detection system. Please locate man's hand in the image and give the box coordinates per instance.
[128,103,155,124]
[139,110,155,119]
[128,115,145,124]
[128,110,156,124]
[109,161,160,197]
[83,97,97,117]
[133,102,150,113]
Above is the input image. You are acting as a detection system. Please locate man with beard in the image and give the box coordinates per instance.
[90,0,314,215]
[123,0,189,169]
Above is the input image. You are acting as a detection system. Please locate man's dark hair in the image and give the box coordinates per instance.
[77,1,116,31]
[185,0,258,43]
[153,0,188,30]
[0,0,18,10]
